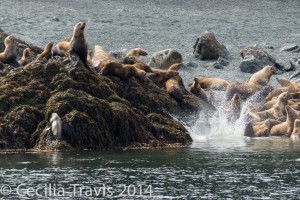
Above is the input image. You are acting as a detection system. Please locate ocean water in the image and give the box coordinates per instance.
[1,0,300,199]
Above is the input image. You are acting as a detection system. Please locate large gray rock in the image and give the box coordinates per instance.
[148,49,182,69]
[239,46,281,73]
[193,31,228,60]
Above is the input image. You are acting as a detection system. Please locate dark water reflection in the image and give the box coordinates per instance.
[0,138,300,199]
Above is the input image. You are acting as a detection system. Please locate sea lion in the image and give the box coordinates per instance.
[132,62,152,72]
[247,119,281,137]
[168,63,183,71]
[190,78,209,103]
[265,86,296,102]
[249,92,291,121]
[18,48,32,66]
[195,77,228,90]
[248,65,275,86]
[0,35,19,67]
[126,48,148,64]
[291,119,300,140]
[146,69,179,86]
[226,66,275,100]
[100,61,146,81]
[52,22,90,70]
[50,113,62,140]
[92,45,111,70]
[164,75,184,101]
[35,42,53,61]
[276,76,300,90]
[270,105,299,137]
[226,93,241,122]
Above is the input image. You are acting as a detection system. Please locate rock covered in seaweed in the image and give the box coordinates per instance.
[0,56,198,150]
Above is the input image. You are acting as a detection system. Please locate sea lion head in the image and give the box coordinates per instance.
[167,70,179,78]
[127,48,148,57]
[23,48,31,57]
[4,35,15,46]
[264,65,276,75]
[278,91,291,102]
[73,22,86,36]
[168,63,183,71]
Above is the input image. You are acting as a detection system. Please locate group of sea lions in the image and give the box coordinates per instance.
[1,22,300,140]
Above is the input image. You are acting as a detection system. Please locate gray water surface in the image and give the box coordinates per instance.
[0,138,300,199]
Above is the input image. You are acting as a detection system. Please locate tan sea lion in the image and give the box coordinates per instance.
[270,105,299,137]
[35,42,54,61]
[276,77,300,90]
[132,62,152,72]
[265,86,296,102]
[248,65,275,86]
[164,75,185,101]
[0,35,19,67]
[92,45,111,70]
[291,119,300,140]
[52,22,90,70]
[87,49,93,66]
[226,65,275,100]
[100,61,146,81]
[50,113,62,140]
[249,92,290,121]
[146,69,179,86]
[168,63,183,71]
[126,48,148,64]
[18,48,32,66]
[196,77,229,90]
[190,78,209,103]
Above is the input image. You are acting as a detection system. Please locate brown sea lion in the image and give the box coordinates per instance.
[226,66,275,100]
[87,49,93,66]
[168,63,183,71]
[164,75,185,101]
[52,22,90,70]
[146,69,179,86]
[0,35,19,67]
[249,92,290,121]
[291,119,300,140]
[190,78,209,103]
[195,77,229,90]
[126,48,148,64]
[92,45,111,70]
[270,105,299,137]
[18,48,32,66]
[265,86,296,102]
[132,62,152,72]
[35,42,53,61]
[276,77,300,90]
[100,61,146,81]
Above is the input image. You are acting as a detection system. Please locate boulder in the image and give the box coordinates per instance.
[148,49,182,69]
[239,46,282,73]
[193,31,228,60]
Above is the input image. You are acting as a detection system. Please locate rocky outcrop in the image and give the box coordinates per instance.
[148,49,182,69]
[0,55,199,150]
[193,31,229,60]
[239,46,283,73]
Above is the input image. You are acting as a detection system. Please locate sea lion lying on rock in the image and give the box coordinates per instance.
[126,48,148,64]
[92,45,111,71]
[146,69,179,87]
[193,77,229,91]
